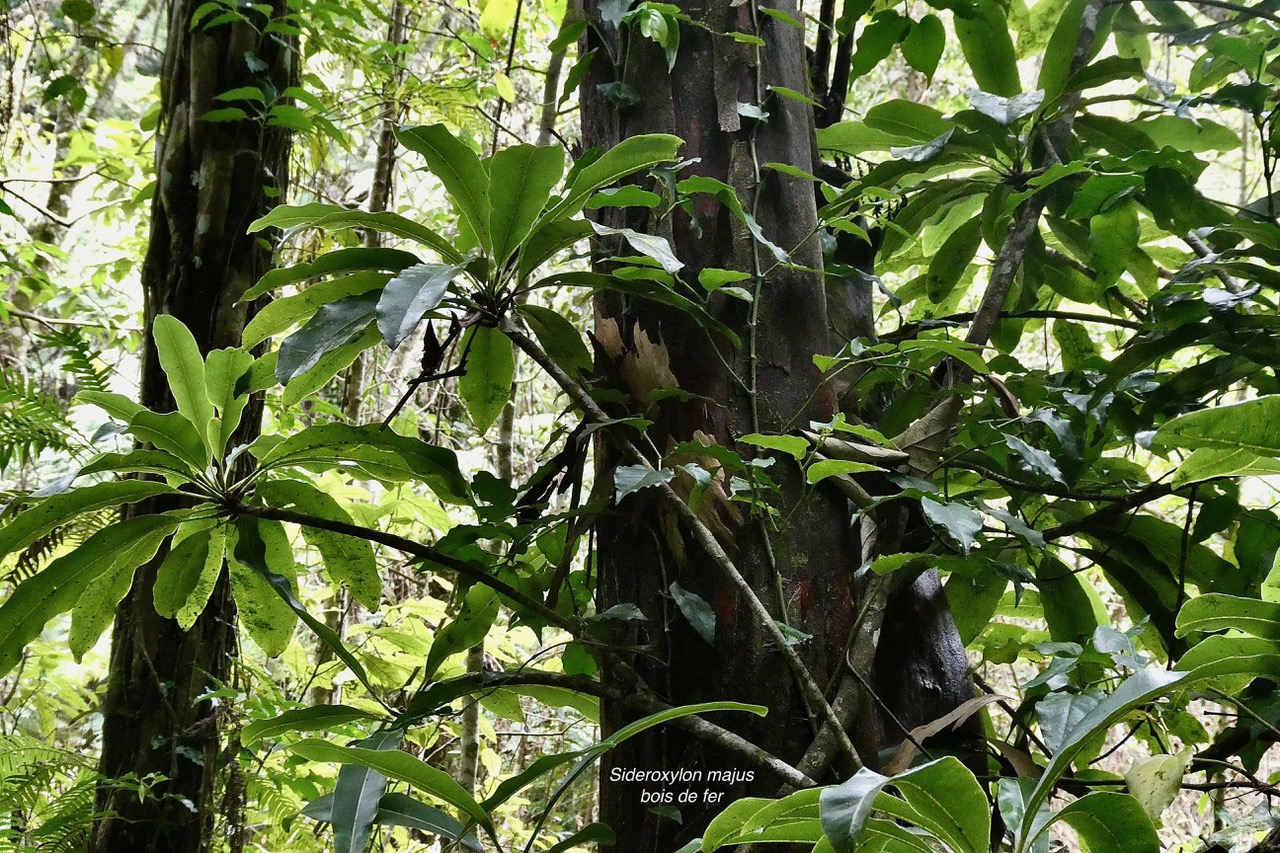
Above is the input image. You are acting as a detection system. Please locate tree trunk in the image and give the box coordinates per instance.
[580,3,972,849]
[89,0,293,849]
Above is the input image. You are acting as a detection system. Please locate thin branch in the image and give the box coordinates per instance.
[883,309,1143,344]
[1107,0,1280,25]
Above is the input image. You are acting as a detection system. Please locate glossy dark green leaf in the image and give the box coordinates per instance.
[247,203,460,263]
[459,326,515,434]
[849,12,910,79]
[669,582,715,645]
[926,218,983,303]
[245,247,420,301]
[375,263,462,349]
[1047,792,1159,853]
[153,315,214,452]
[1088,200,1139,289]
[242,705,384,747]
[1156,396,1280,456]
[921,496,982,552]
[243,271,387,348]
[519,303,592,377]
[276,291,379,384]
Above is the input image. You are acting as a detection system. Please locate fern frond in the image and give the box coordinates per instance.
[37,327,110,394]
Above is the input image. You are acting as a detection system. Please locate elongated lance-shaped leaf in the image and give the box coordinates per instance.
[289,738,494,835]
[153,521,216,622]
[0,479,176,559]
[371,793,483,852]
[487,143,565,268]
[537,133,682,224]
[246,204,462,264]
[423,584,498,680]
[395,125,492,255]
[153,315,215,454]
[229,518,298,656]
[241,705,386,748]
[69,512,193,660]
[128,410,209,470]
[0,513,183,677]
[253,422,469,503]
[332,730,401,853]
[204,347,255,455]
[243,271,387,348]
[244,247,420,301]
[1155,395,1280,456]
[458,326,515,435]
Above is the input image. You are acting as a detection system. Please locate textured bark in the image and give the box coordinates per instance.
[581,3,974,849]
[583,3,857,848]
[89,0,293,849]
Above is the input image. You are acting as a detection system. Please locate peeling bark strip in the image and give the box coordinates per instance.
[90,0,294,849]
[582,2,864,848]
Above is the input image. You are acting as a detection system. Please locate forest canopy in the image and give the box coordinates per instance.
[3,0,1280,851]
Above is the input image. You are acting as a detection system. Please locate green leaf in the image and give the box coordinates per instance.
[1124,750,1192,823]
[1037,0,1088,100]
[479,0,517,39]
[69,514,183,659]
[127,409,209,469]
[375,263,462,349]
[1088,200,1139,289]
[589,222,684,274]
[77,449,195,481]
[372,793,482,851]
[229,519,299,656]
[204,348,255,454]
[926,218,983,303]
[806,459,880,483]
[60,0,95,23]
[247,204,461,264]
[1175,635,1280,682]
[1019,670,1186,850]
[0,479,176,559]
[542,134,682,223]
[276,292,379,384]
[901,14,945,79]
[243,271,387,348]
[545,823,615,853]
[0,514,181,677]
[1176,593,1280,639]
[424,584,499,680]
[1156,396,1280,456]
[154,522,217,623]
[244,247,420,301]
[255,480,381,609]
[488,144,566,266]
[739,433,808,461]
[1174,447,1280,487]
[458,326,515,434]
[968,89,1044,125]
[153,315,214,452]
[282,326,379,407]
[1048,792,1160,853]
[257,423,469,502]
[613,464,675,500]
[849,12,910,79]
[821,757,988,853]
[241,705,384,747]
[332,730,401,853]
[669,582,715,645]
[395,125,492,254]
[519,304,592,377]
[921,496,983,552]
[954,0,1021,96]
[290,738,494,833]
